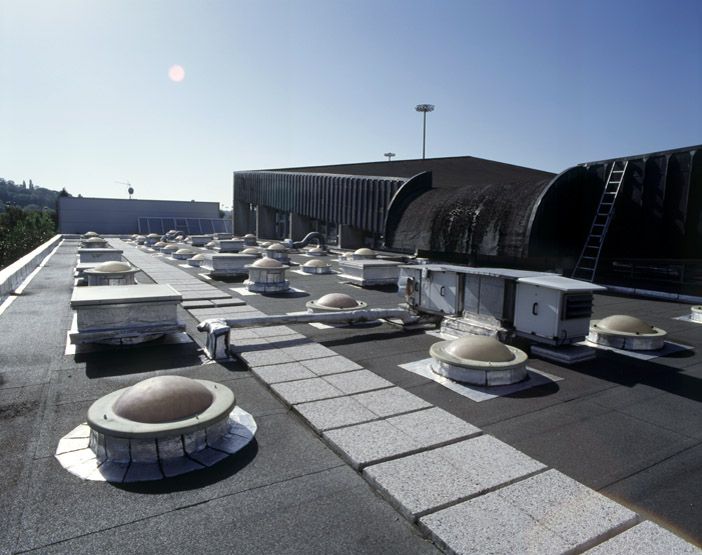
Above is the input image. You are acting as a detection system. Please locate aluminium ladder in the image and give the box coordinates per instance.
[572,160,629,282]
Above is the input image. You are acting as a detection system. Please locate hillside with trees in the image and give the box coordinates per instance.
[0,178,69,212]
[0,178,69,268]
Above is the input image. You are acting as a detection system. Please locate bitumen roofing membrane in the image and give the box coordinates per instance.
[1,238,700,554]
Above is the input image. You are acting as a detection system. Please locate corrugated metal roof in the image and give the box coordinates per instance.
[255,155,555,189]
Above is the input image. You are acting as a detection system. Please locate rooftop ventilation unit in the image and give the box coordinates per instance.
[398,265,605,345]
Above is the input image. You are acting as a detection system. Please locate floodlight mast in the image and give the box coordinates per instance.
[384,152,396,162]
[415,104,435,159]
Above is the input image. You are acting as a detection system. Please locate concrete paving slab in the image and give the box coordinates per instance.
[365,434,545,519]
[212,298,247,308]
[228,328,260,340]
[190,306,259,319]
[324,408,480,470]
[271,377,345,405]
[498,469,639,549]
[419,488,572,555]
[168,283,220,290]
[181,291,233,301]
[237,347,296,367]
[261,334,309,347]
[181,300,216,309]
[420,469,639,554]
[279,341,338,361]
[322,369,394,394]
[229,337,270,353]
[299,354,363,376]
[252,362,317,384]
[251,325,297,337]
[583,520,701,554]
[352,387,432,417]
[295,396,380,432]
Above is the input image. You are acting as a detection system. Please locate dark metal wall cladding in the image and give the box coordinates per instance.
[389,177,552,257]
[528,145,702,263]
[234,171,406,234]
[583,147,701,260]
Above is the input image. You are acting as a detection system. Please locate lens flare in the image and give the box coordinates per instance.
[168,65,185,82]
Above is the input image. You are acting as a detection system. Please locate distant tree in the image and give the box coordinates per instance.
[21,180,27,189]
[0,178,68,210]
[0,205,56,268]
[58,187,70,197]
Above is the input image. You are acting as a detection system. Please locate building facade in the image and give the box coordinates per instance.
[58,197,225,235]
[233,145,701,293]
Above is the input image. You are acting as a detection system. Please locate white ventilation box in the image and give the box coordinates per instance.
[514,276,606,345]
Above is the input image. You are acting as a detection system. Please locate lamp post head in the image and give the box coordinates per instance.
[415,104,435,113]
[384,152,396,161]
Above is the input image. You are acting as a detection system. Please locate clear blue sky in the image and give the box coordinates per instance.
[1,0,700,207]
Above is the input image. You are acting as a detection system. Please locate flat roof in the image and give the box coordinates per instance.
[2,238,700,552]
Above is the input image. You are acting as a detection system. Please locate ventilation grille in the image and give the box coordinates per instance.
[563,294,593,320]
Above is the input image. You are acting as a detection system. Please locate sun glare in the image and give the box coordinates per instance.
[168,64,185,82]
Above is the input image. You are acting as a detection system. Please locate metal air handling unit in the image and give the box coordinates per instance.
[398,265,605,347]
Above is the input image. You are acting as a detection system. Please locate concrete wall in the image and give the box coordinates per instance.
[58,197,220,234]
[0,235,62,303]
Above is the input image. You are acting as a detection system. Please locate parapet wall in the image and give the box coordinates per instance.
[0,234,62,303]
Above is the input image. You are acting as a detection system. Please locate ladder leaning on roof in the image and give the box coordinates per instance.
[572,160,629,282]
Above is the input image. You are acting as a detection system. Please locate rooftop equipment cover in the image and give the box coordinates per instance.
[267,243,287,251]
[516,275,606,292]
[252,257,285,268]
[93,261,133,273]
[70,284,181,307]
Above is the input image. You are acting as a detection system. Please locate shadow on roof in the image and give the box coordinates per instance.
[112,440,258,494]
